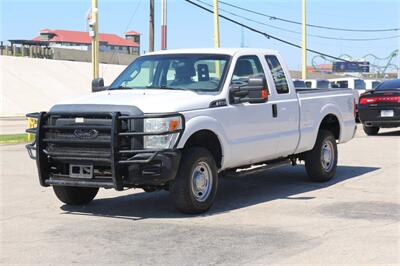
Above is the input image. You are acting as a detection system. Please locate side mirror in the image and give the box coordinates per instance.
[230,75,268,104]
[92,78,107,92]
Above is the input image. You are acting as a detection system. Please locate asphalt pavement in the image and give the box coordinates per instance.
[1,127,399,264]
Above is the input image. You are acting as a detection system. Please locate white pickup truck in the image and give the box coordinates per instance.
[26,48,356,213]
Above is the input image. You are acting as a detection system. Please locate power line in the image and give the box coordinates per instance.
[195,0,400,41]
[185,0,351,62]
[218,0,400,33]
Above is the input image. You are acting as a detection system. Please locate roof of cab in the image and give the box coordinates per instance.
[146,48,279,56]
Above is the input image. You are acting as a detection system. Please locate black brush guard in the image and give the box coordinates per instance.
[26,112,184,191]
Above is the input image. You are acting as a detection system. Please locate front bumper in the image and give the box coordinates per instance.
[26,112,183,190]
[358,104,400,128]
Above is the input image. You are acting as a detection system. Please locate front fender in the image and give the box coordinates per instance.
[177,115,230,169]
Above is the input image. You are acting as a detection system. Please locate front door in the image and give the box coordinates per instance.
[220,55,278,168]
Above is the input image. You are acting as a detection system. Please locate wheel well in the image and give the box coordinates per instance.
[184,130,223,168]
[319,114,340,139]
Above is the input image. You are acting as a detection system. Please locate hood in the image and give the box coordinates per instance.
[53,89,218,113]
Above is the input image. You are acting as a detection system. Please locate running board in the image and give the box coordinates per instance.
[224,158,292,178]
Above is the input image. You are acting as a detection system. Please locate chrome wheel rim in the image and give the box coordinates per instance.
[321,140,334,172]
[191,161,212,202]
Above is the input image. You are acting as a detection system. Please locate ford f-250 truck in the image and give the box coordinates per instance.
[26,48,356,214]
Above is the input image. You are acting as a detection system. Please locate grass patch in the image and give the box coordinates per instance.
[0,133,29,144]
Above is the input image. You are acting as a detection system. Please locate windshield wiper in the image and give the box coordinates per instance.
[110,86,135,90]
[146,85,187,91]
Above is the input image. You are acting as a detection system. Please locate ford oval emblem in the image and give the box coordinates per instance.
[74,129,99,139]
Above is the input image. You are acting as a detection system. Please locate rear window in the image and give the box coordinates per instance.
[372,81,381,89]
[336,81,348,88]
[317,80,330,88]
[355,79,366,90]
[375,79,400,91]
[293,80,305,88]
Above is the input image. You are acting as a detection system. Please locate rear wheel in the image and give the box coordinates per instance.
[304,130,338,182]
[363,125,379,136]
[53,186,99,205]
[169,147,218,214]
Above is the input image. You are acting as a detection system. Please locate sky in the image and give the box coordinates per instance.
[1,0,399,70]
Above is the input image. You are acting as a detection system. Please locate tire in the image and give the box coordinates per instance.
[169,147,218,214]
[53,186,99,205]
[143,187,157,193]
[304,130,338,182]
[363,125,379,136]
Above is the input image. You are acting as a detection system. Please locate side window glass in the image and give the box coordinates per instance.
[337,81,348,88]
[231,55,264,85]
[265,55,289,94]
[355,80,366,90]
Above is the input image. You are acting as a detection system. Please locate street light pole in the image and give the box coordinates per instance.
[90,0,99,79]
[301,0,307,79]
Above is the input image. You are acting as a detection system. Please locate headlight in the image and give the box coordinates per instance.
[143,116,182,149]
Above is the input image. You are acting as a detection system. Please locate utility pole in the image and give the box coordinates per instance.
[213,0,220,77]
[301,0,307,79]
[149,0,155,52]
[213,0,220,49]
[90,0,99,79]
[397,48,400,78]
[161,0,167,50]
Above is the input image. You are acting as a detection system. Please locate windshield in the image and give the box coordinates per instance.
[375,79,400,91]
[110,54,231,92]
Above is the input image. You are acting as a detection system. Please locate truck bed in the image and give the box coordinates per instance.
[295,88,356,154]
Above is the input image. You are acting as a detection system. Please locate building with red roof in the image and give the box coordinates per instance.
[32,28,141,55]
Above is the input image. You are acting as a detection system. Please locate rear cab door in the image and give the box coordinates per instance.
[262,53,300,157]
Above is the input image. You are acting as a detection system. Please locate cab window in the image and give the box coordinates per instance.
[265,55,289,94]
[231,55,265,85]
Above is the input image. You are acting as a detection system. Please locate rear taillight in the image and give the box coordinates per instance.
[359,96,400,104]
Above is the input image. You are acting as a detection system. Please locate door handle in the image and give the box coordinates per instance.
[272,104,278,117]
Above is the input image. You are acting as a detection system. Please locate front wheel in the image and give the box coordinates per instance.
[363,125,379,136]
[169,147,218,214]
[53,186,99,205]
[304,130,338,182]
